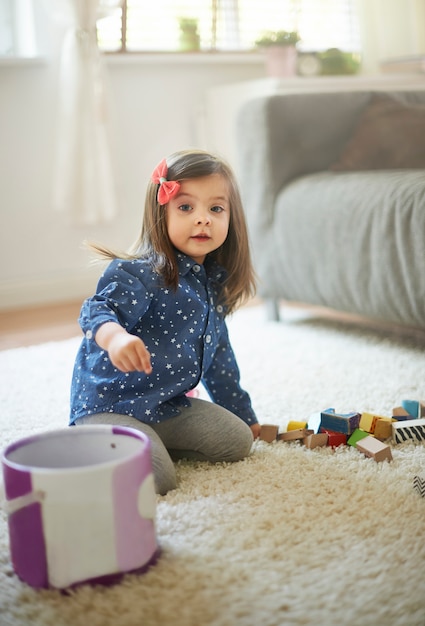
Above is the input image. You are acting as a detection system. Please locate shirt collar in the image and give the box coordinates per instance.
[176,252,226,283]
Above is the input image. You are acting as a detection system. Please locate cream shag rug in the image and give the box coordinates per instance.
[1,305,425,626]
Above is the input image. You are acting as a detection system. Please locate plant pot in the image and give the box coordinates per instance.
[263,45,298,77]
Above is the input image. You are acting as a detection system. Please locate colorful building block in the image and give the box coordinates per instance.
[319,428,347,448]
[307,412,322,434]
[359,412,390,434]
[347,428,369,447]
[392,406,414,421]
[356,436,393,462]
[259,424,279,443]
[373,418,393,441]
[392,418,425,444]
[401,399,420,418]
[287,420,308,431]
[320,408,360,435]
[278,428,313,442]
[303,432,328,449]
[413,475,425,498]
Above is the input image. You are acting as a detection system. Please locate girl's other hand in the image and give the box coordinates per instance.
[95,322,152,374]
[250,423,261,439]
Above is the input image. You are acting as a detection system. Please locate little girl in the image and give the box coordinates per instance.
[70,149,260,494]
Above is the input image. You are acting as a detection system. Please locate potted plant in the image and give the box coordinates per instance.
[255,30,301,77]
[178,17,200,52]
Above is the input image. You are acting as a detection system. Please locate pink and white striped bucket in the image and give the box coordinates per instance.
[1,426,159,589]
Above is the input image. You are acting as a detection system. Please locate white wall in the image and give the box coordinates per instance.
[0,1,424,311]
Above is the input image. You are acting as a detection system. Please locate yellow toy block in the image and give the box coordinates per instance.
[359,412,389,433]
[287,420,308,431]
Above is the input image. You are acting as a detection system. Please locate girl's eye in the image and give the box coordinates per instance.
[178,204,192,212]
[211,206,224,213]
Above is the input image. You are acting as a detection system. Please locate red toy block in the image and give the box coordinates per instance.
[259,424,279,443]
[303,432,328,449]
[319,428,347,448]
[356,435,392,462]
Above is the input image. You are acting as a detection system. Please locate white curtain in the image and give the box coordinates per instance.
[48,0,120,224]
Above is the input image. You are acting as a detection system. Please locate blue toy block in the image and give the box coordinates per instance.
[401,400,419,418]
[320,408,361,435]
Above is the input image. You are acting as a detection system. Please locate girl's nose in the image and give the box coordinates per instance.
[195,211,211,225]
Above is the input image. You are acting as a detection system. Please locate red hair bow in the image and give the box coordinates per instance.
[151,158,180,205]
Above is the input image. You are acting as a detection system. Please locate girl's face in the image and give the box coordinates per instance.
[165,174,230,264]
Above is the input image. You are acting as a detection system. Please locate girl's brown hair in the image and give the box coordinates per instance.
[90,149,256,315]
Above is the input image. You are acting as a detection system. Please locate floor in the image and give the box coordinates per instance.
[0,300,83,350]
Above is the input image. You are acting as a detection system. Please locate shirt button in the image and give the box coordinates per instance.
[193,264,201,273]
[205,334,212,343]
[85,330,93,339]
[217,305,223,313]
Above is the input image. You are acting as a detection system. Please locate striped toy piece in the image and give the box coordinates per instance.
[413,475,425,498]
[392,418,425,443]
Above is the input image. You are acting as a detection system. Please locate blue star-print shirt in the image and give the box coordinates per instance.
[70,253,258,427]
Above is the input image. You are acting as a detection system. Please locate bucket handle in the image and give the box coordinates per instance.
[0,480,45,516]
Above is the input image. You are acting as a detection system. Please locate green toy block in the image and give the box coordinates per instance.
[347,428,370,447]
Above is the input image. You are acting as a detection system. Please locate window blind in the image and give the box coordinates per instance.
[97,0,361,54]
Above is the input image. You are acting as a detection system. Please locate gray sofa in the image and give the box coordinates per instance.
[236,89,425,329]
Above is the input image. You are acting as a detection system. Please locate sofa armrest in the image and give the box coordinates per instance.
[236,91,371,231]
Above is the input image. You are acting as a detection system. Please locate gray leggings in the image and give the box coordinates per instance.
[74,398,253,495]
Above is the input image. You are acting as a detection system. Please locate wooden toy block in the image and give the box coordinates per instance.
[259,424,279,443]
[413,475,425,498]
[303,432,328,449]
[392,406,413,421]
[401,399,419,418]
[392,418,425,444]
[320,408,361,435]
[278,428,313,442]
[373,418,393,441]
[319,428,347,448]
[287,420,308,431]
[359,412,389,433]
[420,402,425,418]
[347,428,369,447]
[356,436,393,462]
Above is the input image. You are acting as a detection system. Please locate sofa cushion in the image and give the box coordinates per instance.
[267,170,425,328]
[330,94,425,171]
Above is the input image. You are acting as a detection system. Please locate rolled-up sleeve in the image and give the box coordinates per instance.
[78,260,153,340]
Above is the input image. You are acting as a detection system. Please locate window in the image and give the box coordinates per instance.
[0,0,38,57]
[97,0,361,54]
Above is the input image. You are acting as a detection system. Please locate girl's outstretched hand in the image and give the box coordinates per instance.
[95,322,152,374]
[250,423,261,439]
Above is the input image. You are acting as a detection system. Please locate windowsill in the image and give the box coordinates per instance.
[0,56,46,66]
[103,51,265,65]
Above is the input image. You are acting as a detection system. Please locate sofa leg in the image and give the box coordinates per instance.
[266,298,280,321]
